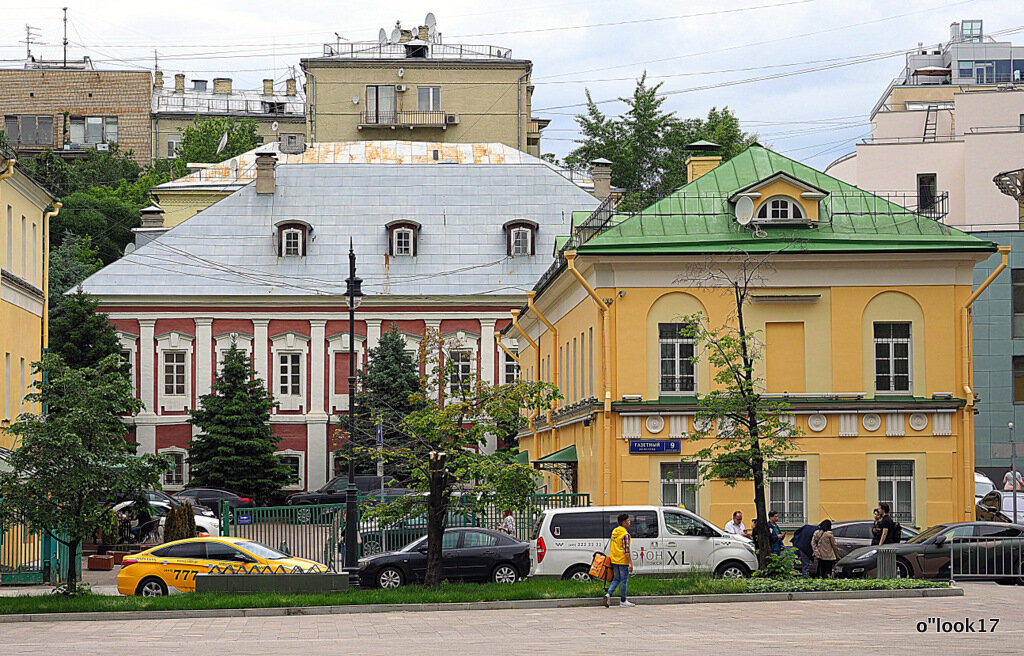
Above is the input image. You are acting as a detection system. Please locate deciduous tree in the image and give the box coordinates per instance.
[172,117,260,177]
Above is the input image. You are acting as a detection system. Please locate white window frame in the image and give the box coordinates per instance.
[164,352,187,397]
[156,331,194,412]
[215,332,254,373]
[877,460,915,526]
[658,323,695,394]
[278,352,302,396]
[117,332,138,397]
[159,446,189,490]
[660,461,699,509]
[327,333,365,414]
[393,228,414,256]
[873,321,912,394]
[503,348,520,384]
[755,196,804,222]
[166,133,181,158]
[282,228,303,257]
[270,332,309,411]
[417,86,441,112]
[448,348,473,396]
[768,460,807,526]
[510,227,531,257]
[277,449,305,491]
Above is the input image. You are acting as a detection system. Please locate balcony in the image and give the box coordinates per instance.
[358,110,448,129]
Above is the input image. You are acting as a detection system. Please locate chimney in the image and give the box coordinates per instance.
[139,204,165,228]
[263,79,274,96]
[153,70,164,89]
[399,29,413,43]
[591,158,612,201]
[684,140,722,182]
[213,77,232,94]
[418,25,429,40]
[255,152,277,195]
[286,78,297,96]
[174,73,185,94]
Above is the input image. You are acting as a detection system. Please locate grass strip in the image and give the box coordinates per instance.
[0,576,948,615]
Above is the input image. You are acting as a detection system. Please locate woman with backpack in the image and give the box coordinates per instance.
[811,519,840,578]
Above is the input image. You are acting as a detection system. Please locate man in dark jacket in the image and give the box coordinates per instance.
[791,523,817,578]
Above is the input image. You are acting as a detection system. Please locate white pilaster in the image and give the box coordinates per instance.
[307,418,329,491]
[135,421,156,457]
[480,319,496,386]
[309,320,327,416]
[253,319,270,390]
[138,319,156,414]
[195,318,213,398]
[366,319,382,352]
[425,319,441,400]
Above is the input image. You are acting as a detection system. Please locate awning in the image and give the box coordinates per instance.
[534,444,577,463]
[513,450,530,464]
[912,66,951,76]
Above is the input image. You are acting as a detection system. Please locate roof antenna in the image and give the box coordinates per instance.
[62,8,68,68]
[22,24,41,61]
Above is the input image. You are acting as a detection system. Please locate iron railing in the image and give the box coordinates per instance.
[323,41,512,60]
[950,536,1024,584]
[154,95,302,116]
[825,190,949,223]
[360,110,447,127]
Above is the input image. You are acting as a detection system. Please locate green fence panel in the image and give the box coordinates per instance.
[1,519,44,585]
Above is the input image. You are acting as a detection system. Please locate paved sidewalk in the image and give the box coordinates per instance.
[0,582,1018,655]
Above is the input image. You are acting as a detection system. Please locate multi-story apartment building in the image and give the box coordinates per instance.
[0,57,153,165]
[301,16,547,156]
[151,73,305,162]
[826,19,1024,485]
[0,146,58,451]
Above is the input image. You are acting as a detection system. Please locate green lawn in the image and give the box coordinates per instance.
[0,576,948,616]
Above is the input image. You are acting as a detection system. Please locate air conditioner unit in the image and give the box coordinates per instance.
[95,143,110,151]
[395,84,408,92]
[445,113,460,125]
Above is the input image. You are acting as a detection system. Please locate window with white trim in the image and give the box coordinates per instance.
[282,228,303,257]
[874,322,911,393]
[877,460,915,525]
[417,86,441,112]
[659,323,695,394]
[449,349,472,394]
[279,353,301,396]
[279,451,303,490]
[164,451,186,487]
[503,350,520,384]
[661,462,698,510]
[393,228,414,256]
[166,133,181,158]
[163,352,186,396]
[510,227,531,256]
[769,461,806,525]
[755,197,804,222]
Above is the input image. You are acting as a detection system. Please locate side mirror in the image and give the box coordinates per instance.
[932,534,947,547]
[702,527,717,538]
[417,545,428,554]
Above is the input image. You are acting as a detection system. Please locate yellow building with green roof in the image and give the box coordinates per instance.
[509,143,1006,531]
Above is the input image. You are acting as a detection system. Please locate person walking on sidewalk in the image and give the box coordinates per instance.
[811,519,840,578]
[604,513,635,608]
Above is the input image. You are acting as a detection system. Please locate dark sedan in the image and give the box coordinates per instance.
[835,521,1024,580]
[287,475,406,505]
[174,488,254,512]
[358,527,529,588]
[831,520,919,558]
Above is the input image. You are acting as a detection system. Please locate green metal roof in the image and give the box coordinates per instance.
[580,145,997,255]
[534,444,577,463]
[514,450,530,464]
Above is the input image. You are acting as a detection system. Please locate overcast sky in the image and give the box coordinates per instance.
[2,0,1023,169]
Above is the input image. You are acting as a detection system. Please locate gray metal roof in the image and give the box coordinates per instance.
[80,162,599,301]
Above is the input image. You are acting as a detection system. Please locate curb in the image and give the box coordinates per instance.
[0,586,962,624]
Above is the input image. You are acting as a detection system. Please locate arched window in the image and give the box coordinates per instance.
[282,228,303,256]
[386,220,421,257]
[503,219,538,257]
[393,228,414,256]
[275,220,313,258]
[755,197,804,222]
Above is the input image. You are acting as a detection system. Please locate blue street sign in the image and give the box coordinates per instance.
[236,511,253,525]
[376,421,383,447]
[628,439,681,454]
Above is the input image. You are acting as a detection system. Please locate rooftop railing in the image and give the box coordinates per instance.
[154,95,302,116]
[322,41,512,60]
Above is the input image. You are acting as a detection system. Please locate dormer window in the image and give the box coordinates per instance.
[756,197,804,222]
[275,220,313,258]
[386,220,421,257]
[504,219,538,257]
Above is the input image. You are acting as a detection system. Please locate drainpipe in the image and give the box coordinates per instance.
[510,309,540,439]
[42,202,62,350]
[494,331,519,365]
[959,244,1011,518]
[527,291,558,415]
[565,251,612,504]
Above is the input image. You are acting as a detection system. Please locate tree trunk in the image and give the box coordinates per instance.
[424,451,448,588]
[66,537,81,594]
[750,443,772,569]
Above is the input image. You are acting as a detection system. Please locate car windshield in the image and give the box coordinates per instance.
[237,541,289,560]
[906,525,948,544]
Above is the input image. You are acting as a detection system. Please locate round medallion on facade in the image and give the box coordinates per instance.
[862,413,881,432]
[909,413,928,431]
[646,415,665,434]
[807,414,827,433]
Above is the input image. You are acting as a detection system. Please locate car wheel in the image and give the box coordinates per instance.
[492,564,519,584]
[715,561,750,579]
[895,559,912,579]
[361,537,383,556]
[135,577,168,597]
[562,565,592,582]
[377,567,404,589]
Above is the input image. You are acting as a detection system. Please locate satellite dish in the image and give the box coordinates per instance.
[425,12,436,32]
[735,196,755,226]
[352,93,359,105]
[390,28,401,42]
[124,242,136,255]
[271,121,279,132]
[216,131,229,155]
[397,67,405,78]
[379,28,388,45]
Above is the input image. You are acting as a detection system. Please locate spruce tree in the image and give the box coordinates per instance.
[49,286,128,375]
[188,342,294,505]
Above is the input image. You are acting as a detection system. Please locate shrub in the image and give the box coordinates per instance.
[753,549,801,579]
[163,504,197,543]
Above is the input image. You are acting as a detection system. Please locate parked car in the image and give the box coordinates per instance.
[144,489,216,517]
[359,511,482,556]
[358,527,528,588]
[112,500,220,538]
[830,520,919,558]
[174,488,254,512]
[834,521,1024,580]
[117,536,325,596]
[976,471,997,501]
[530,505,757,581]
[286,475,406,505]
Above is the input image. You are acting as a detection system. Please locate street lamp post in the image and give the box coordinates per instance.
[1011,422,1017,524]
[344,239,363,585]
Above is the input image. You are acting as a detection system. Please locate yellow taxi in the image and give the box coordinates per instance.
[117,536,327,596]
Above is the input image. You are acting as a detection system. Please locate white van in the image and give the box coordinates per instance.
[530,505,757,580]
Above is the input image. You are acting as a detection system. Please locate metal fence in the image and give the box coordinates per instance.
[219,493,590,572]
[950,536,1024,584]
[0,519,79,585]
